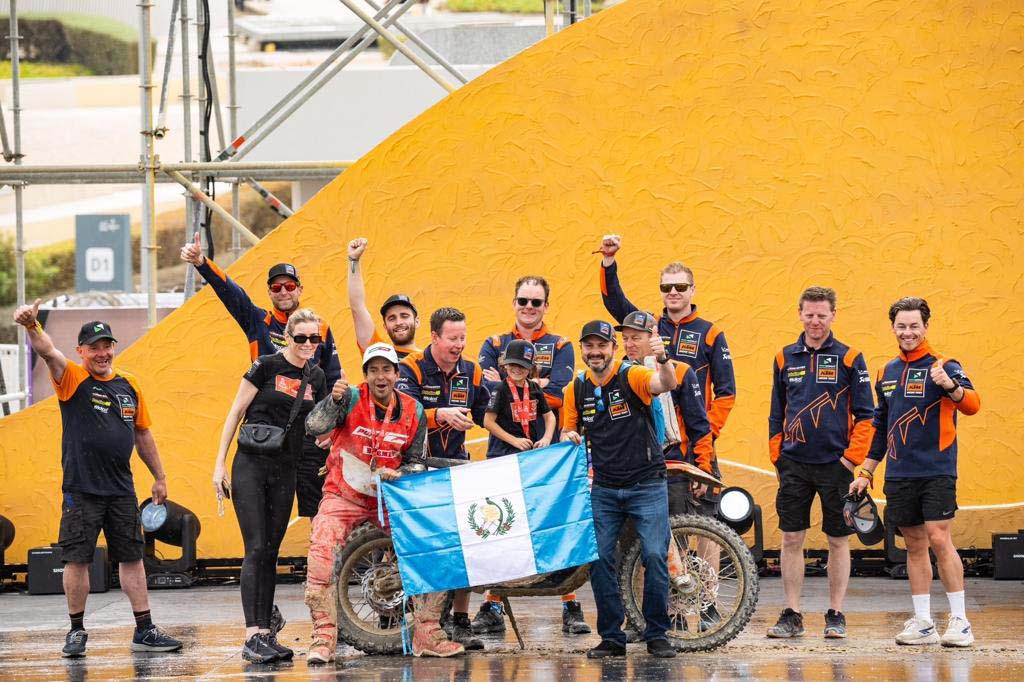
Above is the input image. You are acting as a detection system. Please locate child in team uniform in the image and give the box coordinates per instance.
[483,339,556,458]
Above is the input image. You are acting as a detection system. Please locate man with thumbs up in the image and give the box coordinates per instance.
[12,302,182,658]
[850,297,981,648]
[180,232,341,518]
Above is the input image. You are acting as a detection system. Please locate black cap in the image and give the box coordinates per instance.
[843,492,885,546]
[267,263,300,284]
[380,294,418,318]
[615,310,656,333]
[501,339,536,369]
[580,320,615,343]
[78,321,117,346]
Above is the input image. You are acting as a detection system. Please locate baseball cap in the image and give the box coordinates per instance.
[580,320,615,343]
[501,339,536,369]
[614,310,656,333]
[267,263,300,284]
[78,321,117,346]
[362,342,400,372]
[843,491,885,546]
[380,294,418,318]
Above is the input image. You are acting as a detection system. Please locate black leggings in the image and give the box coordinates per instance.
[232,451,296,629]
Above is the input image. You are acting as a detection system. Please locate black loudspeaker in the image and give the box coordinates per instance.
[992,531,1024,580]
[27,545,109,595]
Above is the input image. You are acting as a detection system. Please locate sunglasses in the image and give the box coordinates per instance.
[659,282,692,293]
[515,297,546,308]
[290,334,322,345]
[594,385,605,412]
[270,281,299,293]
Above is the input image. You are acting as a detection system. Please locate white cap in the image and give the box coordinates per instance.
[362,342,400,371]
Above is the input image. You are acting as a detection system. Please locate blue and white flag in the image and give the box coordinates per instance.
[380,441,597,596]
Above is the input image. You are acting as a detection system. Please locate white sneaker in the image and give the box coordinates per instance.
[895,616,940,645]
[940,616,974,647]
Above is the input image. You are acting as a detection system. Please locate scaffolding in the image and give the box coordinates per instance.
[0,0,590,412]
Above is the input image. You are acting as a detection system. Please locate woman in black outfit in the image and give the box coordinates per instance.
[213,308,328,663]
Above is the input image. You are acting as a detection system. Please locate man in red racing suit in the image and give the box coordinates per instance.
[303,343,463,662]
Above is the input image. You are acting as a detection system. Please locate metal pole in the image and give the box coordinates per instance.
[8,0,27,409]
[334,0,457,94]
[166,170,260,245]
[139,0,158,327]
[0,100,13,161]
[231,0,419,162]
[362,0,467,85]
[0,161,354,176]
[544,0,555,36]
[227,0,241,262]
[180,0,198,298]
[204,28,226,150]
[214,0,405,161]
[154,0,181,138]
[583,0,591,18]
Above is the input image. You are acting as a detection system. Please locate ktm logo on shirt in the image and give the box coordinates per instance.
[450,376,469,406]
[816,355,838,384]
[275,375,314,400]
[905,369,927,397]
[676,331,701,358]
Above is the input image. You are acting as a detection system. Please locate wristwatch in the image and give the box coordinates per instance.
[944,380,961,394]
[656,354,670,365]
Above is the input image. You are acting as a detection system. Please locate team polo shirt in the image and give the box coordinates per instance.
[242,353,328,459]
[396,345,490,459]
[52,363,152,497]
[196,258,341,385]
[562,359,662,488]
[357,327,419,360]
[866,341,980,479]
[600,261,736,435]
[769,332,875,466]
[477,324,575,410]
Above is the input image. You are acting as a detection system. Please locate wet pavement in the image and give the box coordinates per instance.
[1,578,1023,680]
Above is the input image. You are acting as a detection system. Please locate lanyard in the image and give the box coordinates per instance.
[507,378,534,437]
[366,390,397,471]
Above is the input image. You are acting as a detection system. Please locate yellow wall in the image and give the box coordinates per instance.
[2,0,1023,559]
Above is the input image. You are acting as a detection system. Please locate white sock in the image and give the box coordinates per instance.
[947,591,966,620]
[912,593,931,622]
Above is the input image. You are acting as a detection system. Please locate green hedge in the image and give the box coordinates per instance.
[0,13,155,76]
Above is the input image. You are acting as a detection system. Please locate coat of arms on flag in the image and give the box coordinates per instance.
[380,442,598,596]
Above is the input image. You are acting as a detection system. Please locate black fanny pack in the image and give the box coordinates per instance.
[237,369,309,455]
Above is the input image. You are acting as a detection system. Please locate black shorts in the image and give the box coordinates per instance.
[774,457,854,537]
[883,476,957,528]
[59,492,143,564]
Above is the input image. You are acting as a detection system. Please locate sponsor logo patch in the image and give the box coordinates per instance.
[676,331,701,358]
[533,343,554,368]
[905,368,927,397]
[116,394,136,421]
[816,354,838,384]
[449,376,469,407]
[275,375,314,400]
[607,388,631,419]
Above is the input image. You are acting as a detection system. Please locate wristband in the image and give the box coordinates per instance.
[856,469,873,480]
[944,380,960,394]
[25,321,42,334]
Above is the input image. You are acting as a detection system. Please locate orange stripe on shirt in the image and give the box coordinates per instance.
[769,432,783,465]
[599,265,609,297]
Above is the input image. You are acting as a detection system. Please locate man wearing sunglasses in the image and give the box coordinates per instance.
[561,320,679,659]
[180,233,341,518]
[473,276,584,636]
[597,235,736,441]
[347,238,421,359]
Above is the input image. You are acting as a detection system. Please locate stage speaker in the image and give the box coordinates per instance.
[27,545,109,595]
[992,531,1024,580]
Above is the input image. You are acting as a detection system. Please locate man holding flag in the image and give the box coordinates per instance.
[303,343,464,662]
[561,320,679,658]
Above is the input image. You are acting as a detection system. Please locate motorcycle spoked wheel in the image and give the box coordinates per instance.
[335,523,406,655]
[619,513,759,652]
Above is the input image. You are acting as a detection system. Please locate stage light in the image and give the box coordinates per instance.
[717,487,755,535]
[139,498,201,588]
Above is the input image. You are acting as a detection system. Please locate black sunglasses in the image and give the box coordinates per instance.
[659,282,692,293]
[594,385,606,412]
[290,333,322,345]
[515,297,546,308]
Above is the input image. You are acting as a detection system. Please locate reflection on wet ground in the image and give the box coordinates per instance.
[1,578,1022,680]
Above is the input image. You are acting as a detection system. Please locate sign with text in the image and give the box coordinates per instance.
[75,215,132,292]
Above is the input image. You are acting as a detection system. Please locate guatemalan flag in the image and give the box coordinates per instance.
[380,441,598,596]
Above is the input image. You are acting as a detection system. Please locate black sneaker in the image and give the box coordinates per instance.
[269,605,286,636]
[699,603,722,632]
[62,629,88,658]
[470,601,506,634]
[824,609,847,639]
[766,608,805,639]
[241,633,279,663]
[449,614,485,651]
[586,640,626,658]
[265,632,294,660]
[562,600,592,634]
[647,638,677,658]
[131,625,183,652]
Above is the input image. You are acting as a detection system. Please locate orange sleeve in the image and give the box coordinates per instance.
[707,395,735,437]
[841,419,873,465]
[358,328,384,354]
[425,408,438,429]
[955,388,980,415]
[561,377,579,432]
[769,433,783,465]
[692,432,715,473]
[625,365,654,405]
[52,363,89,402]
[122,372,153,430]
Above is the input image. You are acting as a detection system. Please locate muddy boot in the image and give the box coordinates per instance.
[412,592,465,658]
[470,600,506,634]
[562,600,592,635]
[307,610,336,665]
[449,613,485,651]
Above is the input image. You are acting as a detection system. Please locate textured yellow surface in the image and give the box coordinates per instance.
[2,0,1022,560]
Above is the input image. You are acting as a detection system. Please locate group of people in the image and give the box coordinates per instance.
[11,232,979,663]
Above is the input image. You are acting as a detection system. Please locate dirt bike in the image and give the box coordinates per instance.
[333,459,759,654]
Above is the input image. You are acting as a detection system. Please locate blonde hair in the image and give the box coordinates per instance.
[286,308,320,337]
[660,262,694,285]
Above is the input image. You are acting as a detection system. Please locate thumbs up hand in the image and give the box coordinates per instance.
[13,298,41,328]
[929,357,955,391]
[180,231,205,266]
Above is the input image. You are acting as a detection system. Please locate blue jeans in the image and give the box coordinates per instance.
[590,477,671,646]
